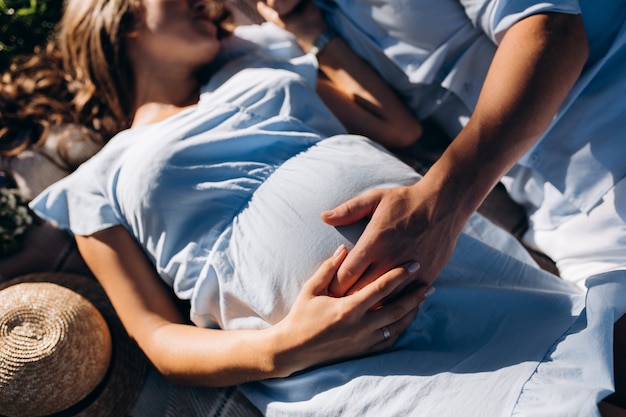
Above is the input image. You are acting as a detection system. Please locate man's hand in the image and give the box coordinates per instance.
[322,181,466,297]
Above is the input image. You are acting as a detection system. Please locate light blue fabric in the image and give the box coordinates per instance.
[242,240,625,417]
[29,26,624,416]
[320,0,626,227]
[317,0,578,124]
[514,272,626,416]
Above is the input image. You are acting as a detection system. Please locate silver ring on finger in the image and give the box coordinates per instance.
[382,326,391,341]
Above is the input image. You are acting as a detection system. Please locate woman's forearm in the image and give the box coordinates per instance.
[76,226,426,387]
[314,36,423,147]
[75,227,283,386]
[256,0,422,148]
[142,321,283,386]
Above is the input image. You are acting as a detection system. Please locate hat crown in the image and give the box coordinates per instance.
[0,282,112,417]
[9,319,45,340]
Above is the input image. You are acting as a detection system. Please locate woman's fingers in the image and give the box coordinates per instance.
[368,285,435,350]
[346,260,422,312]
[279,250,430,372]
[371,306,419,349]
[300,244,347,296]
[259,0,302,17]
[256,1,280,23]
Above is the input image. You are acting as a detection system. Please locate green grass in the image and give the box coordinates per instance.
[0,0,63,72]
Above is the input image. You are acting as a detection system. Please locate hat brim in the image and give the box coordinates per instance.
[0,273,147,417]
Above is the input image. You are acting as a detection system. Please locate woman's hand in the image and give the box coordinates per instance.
[259,0,302,17]
[256,0,327,52]
[269,245,428,377]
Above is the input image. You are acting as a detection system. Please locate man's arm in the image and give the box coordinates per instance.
[323,12,589,294]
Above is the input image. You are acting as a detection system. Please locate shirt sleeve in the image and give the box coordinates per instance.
[29,137,126,236]
[459,0,582,43]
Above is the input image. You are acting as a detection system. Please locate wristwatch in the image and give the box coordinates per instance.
[309,26,337,56]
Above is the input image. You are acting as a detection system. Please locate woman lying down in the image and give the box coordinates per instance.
[29,1,625,416]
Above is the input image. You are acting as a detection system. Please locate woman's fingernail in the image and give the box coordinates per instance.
[321,210,335,218]
[407,262,421,273]
[333,244,346,257]
[424,287,436,298]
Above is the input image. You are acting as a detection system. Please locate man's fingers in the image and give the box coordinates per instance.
[321,191,379,227]
[332,218,394,295]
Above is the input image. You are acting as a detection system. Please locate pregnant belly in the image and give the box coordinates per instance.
[194,135,421,329]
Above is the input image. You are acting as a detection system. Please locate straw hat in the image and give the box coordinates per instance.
[0,273,147,417]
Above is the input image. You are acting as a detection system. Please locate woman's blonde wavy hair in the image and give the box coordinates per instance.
[58,0,139,132]
[0,0,139,165]
[1,0,232,168]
